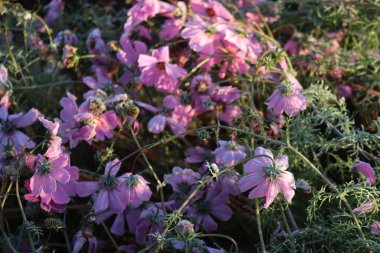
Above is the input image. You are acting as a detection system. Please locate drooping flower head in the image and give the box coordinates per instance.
[119,173,152,207]
[239,147,296,208]
[353,161,376,185]
[212,140,246,167]
[267,73,307,116]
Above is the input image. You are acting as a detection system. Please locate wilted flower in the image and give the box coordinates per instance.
[353,161,376,185]
[239,147,296,208]
[371,222,380,235]
[353,200,376,216]
[62,45,78,68]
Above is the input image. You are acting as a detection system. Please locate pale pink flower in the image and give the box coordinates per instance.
[212,140,246,167]
[191,0,234,21]
[267,73,307,116]
[138,46,187,93]
[239,147,296,208]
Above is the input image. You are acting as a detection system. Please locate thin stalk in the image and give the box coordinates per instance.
[102,222,120,252]
[15,178,36,252]
[128,123,166,215]
[277,199,296,252]
[255,200,267,253]
[1,181,13,208]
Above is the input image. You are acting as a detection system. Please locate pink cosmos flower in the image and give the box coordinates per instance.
[212,140,246,167]
[0,106,38,153]
[210,86,242,125]
[72,228,98,253]
[185,146,210,164]
[353,200,376,216]
[353,161,376,185]
[117,35,147,67]
[76,159,125,214]
[29,154,70,196]
[127,0,162,25]
[191,0,234,21]
[138,95,192,134]
[239,147,296,208]
[138,46,187,93]
[159,2,187,40]
[118,173,152,207]
[181,16,223,54]
[371,222,380,235]
[189,188,232,232]
[86,29,111,65]
[267,73,307,116]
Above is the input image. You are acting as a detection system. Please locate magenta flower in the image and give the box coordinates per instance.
[189,189,232,232]
[210,86,242,125]
[119,173,152,207]
[353,200,376,216]
[181,16,223,54]
[76,159,124,214]
[135,204,164,245]
[185,146,210,164]
[371,222,380,235]
[267,73,307,116]
[117,35,147,66]
[239,147,296,208]
[191,0,234,21]
[29,154,70,196]
[212,140,246,167]
[353,161,376,185]
[127,0,163,25]
[0,106,38,153]
[72,228,98,253]
[138,46,187,93]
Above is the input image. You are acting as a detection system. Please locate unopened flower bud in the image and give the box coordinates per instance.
[175,220,194,235]
[44,217,64,231]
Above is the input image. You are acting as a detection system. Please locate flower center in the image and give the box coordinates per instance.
[206,8,216,17]
[264,165,282,181]
[149,212,162,224]
[157,62,166,71]
[196,200,210,214]
[205,26,217,35]
[196,81,208,93]
[279,83,295,96]
[177,182,191,194]
[227,141,237,150]
[101,175,118,189]
[202,98,214,109]
[89,98,106,114]
[173,7,183,18]
[216,104,225,114]
[1,119,15,134]
[38,160,52,175]
[125,175,139,187]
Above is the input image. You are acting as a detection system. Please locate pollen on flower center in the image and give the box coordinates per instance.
[125,175,139,187]
[157,62,166,71]
[1,119,15,134]
[101,175,118,189]
[264,165,282,180]
[279,83,295,96]
[227,141,237,150]
[206,26,217,35]
[38,160,52,175]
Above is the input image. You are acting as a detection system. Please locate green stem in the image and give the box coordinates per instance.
[255,200,267,253]
[102,222,120,252]
[278,199,296,252]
